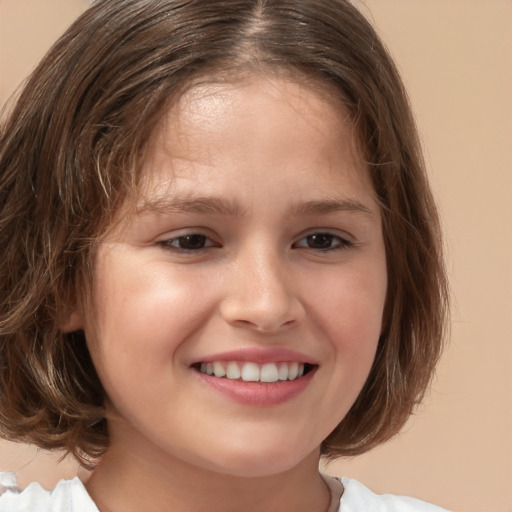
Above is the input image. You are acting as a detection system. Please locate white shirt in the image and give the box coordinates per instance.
[0,471,450,511]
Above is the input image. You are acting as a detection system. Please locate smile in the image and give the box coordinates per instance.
[196,361,314,382]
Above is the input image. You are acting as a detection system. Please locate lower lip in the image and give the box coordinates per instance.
[193,368,316,406]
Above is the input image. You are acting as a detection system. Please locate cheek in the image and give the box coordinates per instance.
[93,254,205,330]
[309,261,387,331]
[304,260,387,381]
[84,254,215,386]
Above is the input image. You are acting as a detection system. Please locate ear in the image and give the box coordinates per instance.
[60,308,84,333]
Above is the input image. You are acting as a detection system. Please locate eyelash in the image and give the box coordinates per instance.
[292,232,354,252]
[158,234,218,252]
[157,231,354,253]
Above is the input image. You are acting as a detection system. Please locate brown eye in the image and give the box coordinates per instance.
[161,234,214,251]
[177,235,208,250]
[293,232,352,251]
[306,233,335,249]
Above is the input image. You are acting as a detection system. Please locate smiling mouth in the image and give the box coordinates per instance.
[193,361,316,383]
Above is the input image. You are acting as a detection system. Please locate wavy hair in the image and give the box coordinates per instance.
[0,0,448,466]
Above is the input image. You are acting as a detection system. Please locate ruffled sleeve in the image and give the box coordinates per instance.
[0,471,19,495]
[0,473,99,511]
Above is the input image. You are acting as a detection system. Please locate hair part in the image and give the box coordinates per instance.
[0,0,448,466]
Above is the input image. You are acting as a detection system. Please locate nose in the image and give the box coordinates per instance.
[219,249,305,333]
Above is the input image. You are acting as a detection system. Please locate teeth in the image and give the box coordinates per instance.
[278,364,289,381]
[241,362,260,382]
[288,362,299,380]
[213,361,226,378]
[226,362,241,379]
[198,361,309,382]
[260,363,278,383]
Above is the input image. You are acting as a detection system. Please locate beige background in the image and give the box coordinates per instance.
[1,1,511,511]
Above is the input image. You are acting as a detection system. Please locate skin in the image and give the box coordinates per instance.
[71,74,388,512]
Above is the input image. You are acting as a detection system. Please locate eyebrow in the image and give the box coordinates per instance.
[290,199,375,217]
[136,196,244,217]
[136,196,375,218]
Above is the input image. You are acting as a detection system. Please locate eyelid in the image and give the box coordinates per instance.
[292,229,355,250]
[156,229,221,252]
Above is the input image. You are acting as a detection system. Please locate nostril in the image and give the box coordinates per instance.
[219,285,305,333]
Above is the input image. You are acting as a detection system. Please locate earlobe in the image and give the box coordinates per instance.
[60,309,84,333]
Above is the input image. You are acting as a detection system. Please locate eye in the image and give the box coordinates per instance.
[293,232,353,251]
[158,234,218,251]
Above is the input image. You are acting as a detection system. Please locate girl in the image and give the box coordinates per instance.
[0,0,449,510]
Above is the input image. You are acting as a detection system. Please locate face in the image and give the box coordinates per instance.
[78,74,387,478]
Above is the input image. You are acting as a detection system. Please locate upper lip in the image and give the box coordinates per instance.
[190,347,319,365]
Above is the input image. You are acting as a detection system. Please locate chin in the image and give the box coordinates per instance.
[197,442,319,479]
[210,459,301,479]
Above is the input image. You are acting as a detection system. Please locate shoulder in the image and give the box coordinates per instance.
[0,471,98,512]
[336,477,452,512]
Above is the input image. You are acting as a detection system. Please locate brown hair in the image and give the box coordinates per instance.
[0,0,448,466]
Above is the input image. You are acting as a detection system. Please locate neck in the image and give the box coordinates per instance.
[85,426,330,512]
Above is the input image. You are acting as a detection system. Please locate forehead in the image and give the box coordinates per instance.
[136,74,372,201]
